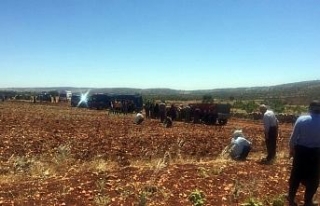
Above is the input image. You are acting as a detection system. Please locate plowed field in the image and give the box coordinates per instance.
[0,101,317,205]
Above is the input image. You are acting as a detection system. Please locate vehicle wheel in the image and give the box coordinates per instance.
[218,119,227,125]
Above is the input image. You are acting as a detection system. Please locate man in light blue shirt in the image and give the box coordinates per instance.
[228,130,252,161]
[288,100,320,206]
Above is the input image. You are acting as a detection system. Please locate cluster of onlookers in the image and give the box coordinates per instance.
[225,100,320,206]
[137,99,320,205]
[110,100,136,114]
[143,101,224,125]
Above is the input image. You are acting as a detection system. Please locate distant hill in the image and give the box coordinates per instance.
[1,80,320,104]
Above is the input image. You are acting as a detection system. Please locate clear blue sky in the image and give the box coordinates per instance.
[1,0,319,90]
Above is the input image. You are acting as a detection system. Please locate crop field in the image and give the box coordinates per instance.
[0,101,316,205]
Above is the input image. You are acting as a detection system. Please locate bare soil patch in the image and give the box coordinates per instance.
[0,101,315,205]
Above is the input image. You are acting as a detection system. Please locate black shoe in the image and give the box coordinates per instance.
[286,194,298,206]
[304,201,318,206]
[260,158,273,165]
[289,201,298,206]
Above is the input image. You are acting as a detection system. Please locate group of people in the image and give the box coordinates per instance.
[134,111,173,128]
[226,100,320,206]
[225,103,278,162]
[136,99,320,205]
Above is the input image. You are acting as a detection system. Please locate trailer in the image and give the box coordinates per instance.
[86,93,143,113]
[87,93,112,110]
[188,103,231,125]
[59,90,72,102]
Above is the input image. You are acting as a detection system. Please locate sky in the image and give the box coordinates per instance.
[0,0,319,90]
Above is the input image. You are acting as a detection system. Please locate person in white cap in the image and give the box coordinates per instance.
[227,129,252,161]
[134,111,144,125]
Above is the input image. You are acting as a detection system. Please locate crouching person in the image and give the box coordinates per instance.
[134,111,144,125]
[163,116,173,128]
[228,130,252,161]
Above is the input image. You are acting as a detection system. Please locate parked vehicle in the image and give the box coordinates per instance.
[110,94,143,113]
[87,93,112,110]
[71,94,88,107]
[86,93,143,112]
[37,92,52,102]
[188,103,231,125]
[59,90,72,102]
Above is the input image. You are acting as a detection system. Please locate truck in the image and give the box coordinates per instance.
[71,93,88,107]
[59,90,72,102]
[109,94,143,113]
[37,92,52,102]
[188,103,231,125]
[87,93,112,110]
[86,93,143,112]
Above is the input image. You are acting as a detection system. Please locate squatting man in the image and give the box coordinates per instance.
[225,129,252,161]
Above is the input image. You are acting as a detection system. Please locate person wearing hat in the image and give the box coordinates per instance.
[134,111,144,125]
[287,100,320,206]
[259,104,279,163]
[227,129,252,161]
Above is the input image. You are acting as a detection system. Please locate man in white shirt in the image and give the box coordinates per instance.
[260,104,279,163]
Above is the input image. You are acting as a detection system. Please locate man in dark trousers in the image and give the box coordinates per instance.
[259,104,279,164]
[288,100,320,206]
[159,101,166,123]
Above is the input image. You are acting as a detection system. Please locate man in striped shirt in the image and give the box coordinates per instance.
[288,100,320,206]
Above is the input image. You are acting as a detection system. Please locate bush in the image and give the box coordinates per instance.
[189,189,206,206]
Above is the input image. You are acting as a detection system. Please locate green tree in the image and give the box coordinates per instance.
[264,99,285,113]
[202,94,213,103]
[244,100,259,113]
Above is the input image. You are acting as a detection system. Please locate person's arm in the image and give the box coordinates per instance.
[289,119,300,158]
[225,139,234,151]
[246,138,252,146]
[229,144,237,159]
[289,147,295,159]
[262,114,269,139]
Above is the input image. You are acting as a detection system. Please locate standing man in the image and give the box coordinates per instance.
[184,104,191,123]
[159,101,166,123]
[144,101,150,119]
[288,100,320,206]
[259,104,279,164]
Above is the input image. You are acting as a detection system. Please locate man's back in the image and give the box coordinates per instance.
[290,114,320,148]
[263,110,278,130]
[230,137,251,159]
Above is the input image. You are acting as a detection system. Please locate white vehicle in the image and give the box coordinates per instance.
[59,90,72,102]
